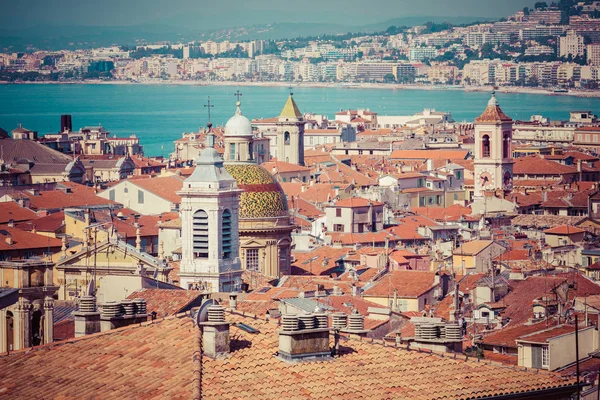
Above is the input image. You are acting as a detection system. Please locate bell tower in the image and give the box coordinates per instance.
[473,92,514,199]
[277,91,305,166]
[178,123,243,293]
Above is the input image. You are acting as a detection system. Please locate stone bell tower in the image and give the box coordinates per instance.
[276,92,305,166]
[473,92,514,199]
[178,127,243,293]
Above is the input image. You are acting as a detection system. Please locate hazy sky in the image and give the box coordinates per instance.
[2,0,536,29]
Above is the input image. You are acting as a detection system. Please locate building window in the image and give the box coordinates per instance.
[230,143,236,160]
[456,171,462,180]
[248,143,253,160]
[417,178,424,188]
[336,208,342,217]
[109,190,115,201]
[334,224,344,232]
[193,209,209,258]
[279,247,288,273]
[138,190,144,204]
[503,134,510,159]
[482,135,491,158]
[222,209,232,259]
[541,346,549,368]
[284,131,290,145]
[246,248,259,271]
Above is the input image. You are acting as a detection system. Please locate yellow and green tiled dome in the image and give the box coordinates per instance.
[224,163,289,219]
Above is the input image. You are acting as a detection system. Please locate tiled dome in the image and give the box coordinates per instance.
[224,163,289,219]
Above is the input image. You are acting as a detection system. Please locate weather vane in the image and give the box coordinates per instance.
[234,90,243,102]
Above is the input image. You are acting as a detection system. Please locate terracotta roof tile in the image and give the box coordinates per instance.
[363,271,438,298]
[0,202,38,224]
[544,225,585,235]
[0,311,576,399]
[126,288,204,318]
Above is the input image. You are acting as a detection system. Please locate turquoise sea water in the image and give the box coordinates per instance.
[1,84,599,156]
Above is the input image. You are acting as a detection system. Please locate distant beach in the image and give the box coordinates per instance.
[3,79,600,98]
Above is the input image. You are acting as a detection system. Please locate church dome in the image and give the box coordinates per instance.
[224,163,289,219]
[225,102,253,137]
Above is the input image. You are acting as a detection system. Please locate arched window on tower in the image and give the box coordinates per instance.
[222,209,232,259]
[193,210,209,258]
[248,142,253,161]
[284,131,290,145]
[482,135,491,158]
[503,134,510,159]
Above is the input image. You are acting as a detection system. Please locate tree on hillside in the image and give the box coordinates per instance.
[534,2,548,9]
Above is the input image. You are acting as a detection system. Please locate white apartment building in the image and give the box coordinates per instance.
[588,44,600,66]
[409,47,438,62]
[559,31,585,58]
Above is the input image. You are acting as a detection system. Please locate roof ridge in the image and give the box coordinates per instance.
[0,312,191,358]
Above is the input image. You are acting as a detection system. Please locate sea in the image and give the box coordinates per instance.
[1,83,599,156]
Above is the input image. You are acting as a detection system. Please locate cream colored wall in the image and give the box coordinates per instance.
[64,213,109,242]
[99,181,173,215]
[545,232,585,248]
[548,327,597,370]
[31,174,66,184]
[452,255,476,274]
[158,227,181,259]
[365,296,420,312]
[97,275,144,303]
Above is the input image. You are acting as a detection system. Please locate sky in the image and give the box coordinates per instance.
[1,0,536,29]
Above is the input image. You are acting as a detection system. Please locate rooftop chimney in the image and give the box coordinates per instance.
[278,313,331,362]
[341,310,370,338]
[73,296,101,337]
[229,293,238,310]
[100,299,148,332]
[7,219,14,228]
[199,305,231,358]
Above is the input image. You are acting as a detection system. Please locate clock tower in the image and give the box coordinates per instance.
[473,92,514,199]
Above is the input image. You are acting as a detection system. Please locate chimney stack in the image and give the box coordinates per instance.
[199,305,231,358]
[341,310,370,338]
[229,293,238,310]
[99,299,148,332]
[73,296,101,337]
[277,313,331,362]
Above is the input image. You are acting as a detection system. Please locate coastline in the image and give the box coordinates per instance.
[2,79,600,98]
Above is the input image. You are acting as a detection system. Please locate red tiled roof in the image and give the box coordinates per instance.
[363,271,438,298]
[480,320,560,348]
[292,246,348,275]
[15,211,64,233]
[0,226,63,251]
[129,176,185,204]
[544,225,585,235]
[334,197,383,208]
[474,103,513,123]
[390,149,469,160]
[517,325,576,344]
[412,204,472,222]
[0,311,576,399]
[0,202,38,224]
[11,184,114,211]
[513,155,577,176]
[261,160,311,174]
[126,288,203,318]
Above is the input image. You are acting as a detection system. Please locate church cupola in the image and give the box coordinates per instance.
[224,100,256,163]
[178,122,243,293]
[276,92,305,166]
[473,92,514,199]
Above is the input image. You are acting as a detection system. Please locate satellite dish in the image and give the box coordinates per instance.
[195,298,217,327]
